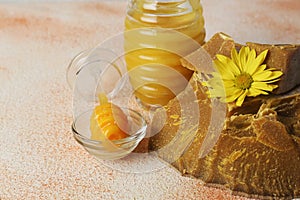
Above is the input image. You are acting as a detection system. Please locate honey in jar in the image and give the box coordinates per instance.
[124,0,205,106]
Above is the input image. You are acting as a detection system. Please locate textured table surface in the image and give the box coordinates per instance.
[0,1,299,199]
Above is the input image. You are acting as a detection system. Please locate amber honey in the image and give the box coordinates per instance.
[124,0,205,105]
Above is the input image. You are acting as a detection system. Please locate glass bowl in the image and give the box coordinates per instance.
[72,107,147,160]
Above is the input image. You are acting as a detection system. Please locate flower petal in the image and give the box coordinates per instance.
[226,89,243,103]
[216,54,228,63]
[256,49,268,65]
[225,86,237,93]
[223,80,235,88]
[248,50,268,75]
[231,48,241,69]
[268,70,283,80]
[213,60,236,80]
[235,90,248,106]
[252,70,273,81]
[252,64,267,76]
[245,48,256,64]
[247,51,261,75]
[227,59,241,76]
[248,87,268,96]
[239,47,248,71]
[251,82,275,92]
[265,78,281,84]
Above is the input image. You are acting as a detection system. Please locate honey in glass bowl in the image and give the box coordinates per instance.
[124,0,205,106]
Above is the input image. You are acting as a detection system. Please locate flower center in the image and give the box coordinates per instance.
[235,73,253,90]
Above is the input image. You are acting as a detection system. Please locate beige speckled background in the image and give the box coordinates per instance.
[0,0,299,199]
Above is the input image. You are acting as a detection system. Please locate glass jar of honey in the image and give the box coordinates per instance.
[124,0,205,106]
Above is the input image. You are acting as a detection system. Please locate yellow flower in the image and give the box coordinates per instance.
[204,46,283,106]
